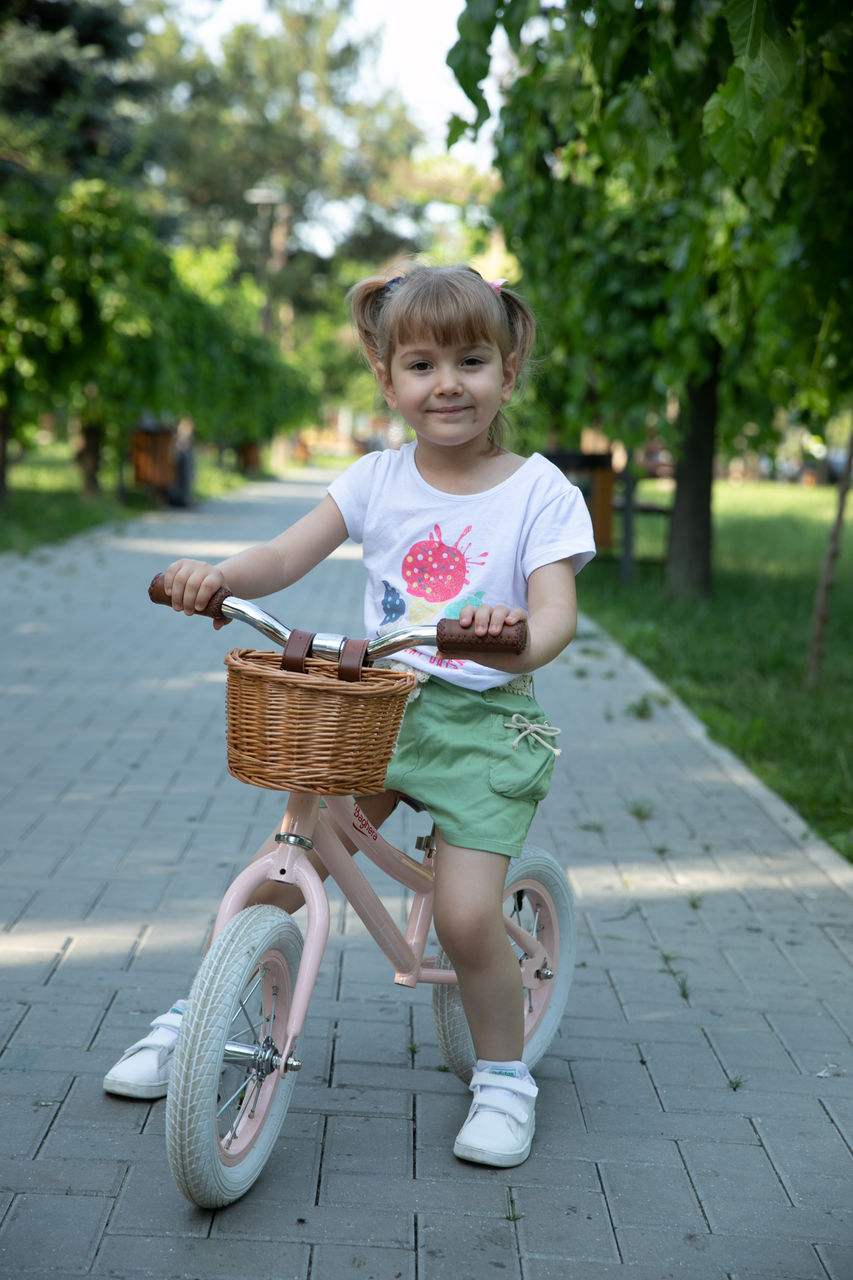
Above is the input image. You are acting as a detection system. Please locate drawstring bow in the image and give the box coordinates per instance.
[503,713,562,757]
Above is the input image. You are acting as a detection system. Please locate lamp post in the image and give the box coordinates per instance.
[244,184,290,338]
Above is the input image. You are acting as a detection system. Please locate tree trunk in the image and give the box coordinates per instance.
[76,423,103,498]
[665,344,721,598]
[620,463,636,587]
[805,425,853,689]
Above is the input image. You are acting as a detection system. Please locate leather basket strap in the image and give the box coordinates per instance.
[280,629,315,672]
[338,637,369,682]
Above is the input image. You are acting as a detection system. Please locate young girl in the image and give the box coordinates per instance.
[103,265,595,1168]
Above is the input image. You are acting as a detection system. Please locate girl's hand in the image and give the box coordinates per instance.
[163,559,231,629]
[457,601,527,638]
[452,562,578,674]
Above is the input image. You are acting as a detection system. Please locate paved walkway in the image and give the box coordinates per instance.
[1,470,852,1280]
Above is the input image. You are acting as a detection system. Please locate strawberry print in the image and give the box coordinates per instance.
[402,525,487,603]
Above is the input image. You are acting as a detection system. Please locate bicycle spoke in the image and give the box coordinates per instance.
[232,971,265,1041]
[218,1074,251,1121]
[215,965,284,1152]
[221,1076,262,1147]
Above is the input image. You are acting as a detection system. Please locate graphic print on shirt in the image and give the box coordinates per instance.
[373,524,490,667]
[444,590,485,619]
[380,580,406,625]
[401,524,487,604]
[387,523,489,668]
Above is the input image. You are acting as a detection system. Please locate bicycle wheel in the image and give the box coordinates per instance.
[165,905,303,1207]
[432,844,576,1083]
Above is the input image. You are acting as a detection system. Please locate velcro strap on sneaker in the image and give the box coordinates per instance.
[118,1010,184,1056]
[470,1070,538,1100]
[150,1010,184,1033]
[470,1093,531,1126]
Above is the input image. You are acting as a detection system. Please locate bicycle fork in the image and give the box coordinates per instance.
[212,795,330,1080]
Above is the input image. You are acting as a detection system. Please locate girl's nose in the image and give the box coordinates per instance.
[435,361,462,393]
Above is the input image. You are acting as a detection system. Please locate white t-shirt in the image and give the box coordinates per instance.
[327,442,596,691]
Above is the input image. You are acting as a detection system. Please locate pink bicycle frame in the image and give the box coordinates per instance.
[209,792,550,1076]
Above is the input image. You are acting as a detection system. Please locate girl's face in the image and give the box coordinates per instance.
[378,336,517,453]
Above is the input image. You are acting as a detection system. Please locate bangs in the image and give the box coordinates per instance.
[383,269,509,361]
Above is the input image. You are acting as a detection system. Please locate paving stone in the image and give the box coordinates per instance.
[599,1160,707,1233]
[513,1182,620,1264]
[311,1243,415,1280]
[616,1225,828,1277]
[418,1212,521,1280]
[0,1193,111,1274]
[94,1234,309,1279]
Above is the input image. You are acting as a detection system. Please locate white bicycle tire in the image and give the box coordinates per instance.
[165,905,303,1207]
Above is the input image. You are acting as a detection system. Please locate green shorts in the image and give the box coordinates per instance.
[384,675,559,858]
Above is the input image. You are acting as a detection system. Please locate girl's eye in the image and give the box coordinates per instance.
[410,360,432,372]
[462,357,484,368]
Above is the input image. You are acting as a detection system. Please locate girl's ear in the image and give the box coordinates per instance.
[376,361,398,411]
[501,351,519,403]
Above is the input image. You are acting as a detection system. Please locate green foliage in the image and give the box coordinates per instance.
[1,178,315,474]
[449,0,853,434]
[0,0,153,183]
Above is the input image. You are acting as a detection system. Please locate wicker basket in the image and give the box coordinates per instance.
[223,648,418,795]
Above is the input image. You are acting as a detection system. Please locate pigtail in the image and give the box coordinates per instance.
[347,275,391,371]
[347,274,407,374]
[493,284,537,384]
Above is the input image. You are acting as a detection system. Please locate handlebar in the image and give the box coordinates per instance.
[147,573,528,664]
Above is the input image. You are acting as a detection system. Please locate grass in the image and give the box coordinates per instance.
[583,479,853,862]
[1,439,249,555]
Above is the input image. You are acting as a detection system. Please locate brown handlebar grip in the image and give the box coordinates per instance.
[436,616,528,656]
[148,572,231,621]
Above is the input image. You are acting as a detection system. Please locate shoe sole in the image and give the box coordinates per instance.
[453,1134,534,1167]
[102,1075,169,1100]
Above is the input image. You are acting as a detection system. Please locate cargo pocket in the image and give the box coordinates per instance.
[488,706,560,803]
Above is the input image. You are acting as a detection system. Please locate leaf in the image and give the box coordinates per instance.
[724,0,794,97]
[447,113,471,147]
[446,34,491,127]
[447,0,500,121]
[703,95,753,177]
[725,0,766,60]
[718,64,764,133]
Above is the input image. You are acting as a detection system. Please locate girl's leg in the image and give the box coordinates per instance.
[432,838,523,1061]
[433,836,538,1168]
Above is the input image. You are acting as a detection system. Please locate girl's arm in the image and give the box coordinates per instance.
[453,558,579,675]
[164,494,349,619]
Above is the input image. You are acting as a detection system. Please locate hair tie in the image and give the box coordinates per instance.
[383,276,403,292]
[489,279,508,293]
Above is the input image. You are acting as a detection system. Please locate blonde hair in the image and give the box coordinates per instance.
[348,265,536,446]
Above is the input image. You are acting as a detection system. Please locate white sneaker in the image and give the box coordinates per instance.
[453,1067,538,1167]
[102,1001,186,1099]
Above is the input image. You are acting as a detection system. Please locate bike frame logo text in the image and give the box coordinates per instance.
[352,804,379,843]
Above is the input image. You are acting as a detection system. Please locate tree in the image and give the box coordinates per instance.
[0,0,155,501]
[0,1,317,500]
[448,1,853,597]
[46,181,315,490]
[136,2,428,345]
